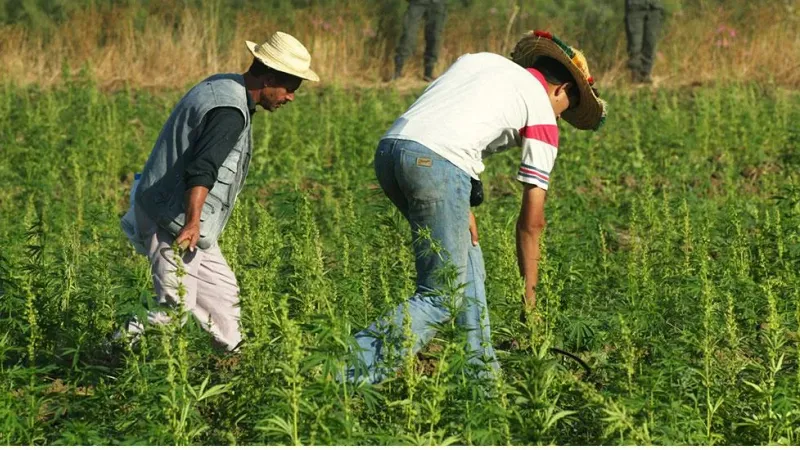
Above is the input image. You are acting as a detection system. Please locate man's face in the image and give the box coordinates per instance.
[259,74,303,112]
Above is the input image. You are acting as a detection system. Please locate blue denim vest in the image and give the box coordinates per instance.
[135,73,252,249]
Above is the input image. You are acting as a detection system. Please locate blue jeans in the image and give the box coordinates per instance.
[351,139,499,383]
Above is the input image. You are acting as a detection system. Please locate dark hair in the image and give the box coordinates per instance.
[247,58,302,86]
[248,58,270,77]
[531,56,580,108]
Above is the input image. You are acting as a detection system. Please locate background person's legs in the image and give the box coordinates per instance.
[625,7,647,81]
[423,1,447,80]
[640,7,664,81]
[395,1,427,78]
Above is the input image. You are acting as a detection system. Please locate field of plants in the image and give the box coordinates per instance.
[2,0,799,88]
[1,71,799,444]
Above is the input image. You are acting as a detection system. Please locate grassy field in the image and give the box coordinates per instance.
[1,72,800,444]
[1,0,799,89]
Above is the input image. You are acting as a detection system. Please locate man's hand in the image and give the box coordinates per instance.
[176,221,201,252]
[469,210,479,246]
[178,185,210,252]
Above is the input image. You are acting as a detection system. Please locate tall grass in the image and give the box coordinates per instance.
[0,70,799,443]
[0,0,798,89]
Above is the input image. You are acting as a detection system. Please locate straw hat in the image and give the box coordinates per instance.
[511,30,606,130]
[246,31,319,82]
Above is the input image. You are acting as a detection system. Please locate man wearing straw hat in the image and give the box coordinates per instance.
[119,31,319,351]
[349,31,606,383]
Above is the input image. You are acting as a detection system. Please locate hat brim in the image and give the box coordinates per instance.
[246,40,320,82]
[514,37,604,131]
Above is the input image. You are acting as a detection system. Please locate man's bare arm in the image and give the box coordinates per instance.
[176,186,210,251]
[516,184,547,311]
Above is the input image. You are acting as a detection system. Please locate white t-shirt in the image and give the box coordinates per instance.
[383,52,558,190]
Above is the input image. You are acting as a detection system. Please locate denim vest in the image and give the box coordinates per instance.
[135,73,252,249]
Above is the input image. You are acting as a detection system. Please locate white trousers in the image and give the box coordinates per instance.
[127,228,242,351]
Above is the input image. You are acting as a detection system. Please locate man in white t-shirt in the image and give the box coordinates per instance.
[349,31,606,383]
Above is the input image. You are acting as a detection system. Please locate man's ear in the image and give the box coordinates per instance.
[556,82,572,97]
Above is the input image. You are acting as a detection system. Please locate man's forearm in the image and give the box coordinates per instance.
[184,186,210,225]
[516,222,543,305]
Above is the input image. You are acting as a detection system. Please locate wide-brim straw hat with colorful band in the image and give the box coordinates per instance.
[246,31,320,82]
[511,30,606,131]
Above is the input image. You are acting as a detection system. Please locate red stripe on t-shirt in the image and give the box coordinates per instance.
[526,68,548,91]
[519,166,550,181]
[519,124,559,148]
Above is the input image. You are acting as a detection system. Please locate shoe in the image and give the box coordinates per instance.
[112,317,144,344]
[96,332,138,367]
[631,71,653,85]
[423,73,436,82]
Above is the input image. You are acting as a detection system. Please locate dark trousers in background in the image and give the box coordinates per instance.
[395,0,447,79]
[625,1,664,81]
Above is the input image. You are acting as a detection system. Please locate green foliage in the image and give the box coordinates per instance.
[0,77,799,444]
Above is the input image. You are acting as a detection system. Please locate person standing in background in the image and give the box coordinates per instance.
[393,0,448,82]
[625,0,664,84]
